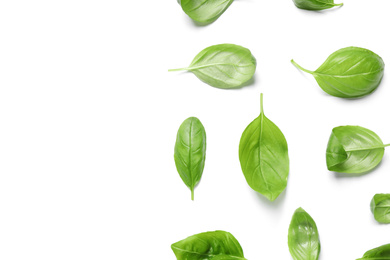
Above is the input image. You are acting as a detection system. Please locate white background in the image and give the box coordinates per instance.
[1,0,390,259]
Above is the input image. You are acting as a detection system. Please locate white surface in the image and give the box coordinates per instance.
[0,0,390,259]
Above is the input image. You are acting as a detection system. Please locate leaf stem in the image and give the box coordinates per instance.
[168,67,188,72]
[260,93,264,114]
[333,3,343,6]
[191,188,194,201]
[291,59,314,74]
[384,143,390,148]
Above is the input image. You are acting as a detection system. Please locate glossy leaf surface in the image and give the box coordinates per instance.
[239,94,289,201]
[371,194,390,224]
[292,0,343,10]
[171,230,247,260]
[169,44,256,89]
[288,208,320,260]
[357,243,390,260]
[292,47,385,98]
[326,126,389,174]
[174,117,206,200]
[179,0,234,24]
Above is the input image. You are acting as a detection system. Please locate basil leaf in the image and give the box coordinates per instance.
[174,117,206,200]
[292,0,343,10]
[357,243,390,260]
[238,94,289,201]
[326,126,390,174]
[288,208,320,260]
[178,0,234,24]
[292,47,385,98]
[169,44,256,89]
[371,194,390,224]
[171,230,247,260]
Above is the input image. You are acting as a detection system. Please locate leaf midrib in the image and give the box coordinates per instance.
[314,68,383,78]
[171,246,247,259]
[189,120,194,192]
[257,112,271,195]
[313,0,339,6]
[345,146,386,152]
[357,258,390,260]
[374,205,390,208]
[187,63,254,71]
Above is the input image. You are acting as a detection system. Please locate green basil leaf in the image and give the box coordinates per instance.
[326,126,390,174]
[357,243,390,260]
[238,94,289,201]
[288,208,320,260]
[171,230,247,260]
[292,47,385,98]
[169,44,256,89]
[292,0,343,10]
[178,0,234,24]
[371,194,390,224]
[174,117,206,200]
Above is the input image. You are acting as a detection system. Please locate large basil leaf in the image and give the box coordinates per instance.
[357,243,390,260]
[178,0,234,24]
[326,126,389,174]
[288,208,320,260]
[371,194,390,224]
[171,230,247,260]
[169,44,256,89]
[239,94,289,201]
[292,0,343,10]
[174,117,206,200]
[292,47,385,98]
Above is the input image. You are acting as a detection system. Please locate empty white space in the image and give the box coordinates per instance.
[0,0,389,259]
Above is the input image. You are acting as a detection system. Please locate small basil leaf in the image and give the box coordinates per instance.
[357,243,390,260]
[179,0,234,24]
[169,44,256,89]
[292,47,385,98]
[326,126,390,174]
[292,0,343,10]
[171,230,247,260]
[239,94,289,201]
[174,117,206,200]
[288,208,320,260]
[371,194,390,224]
